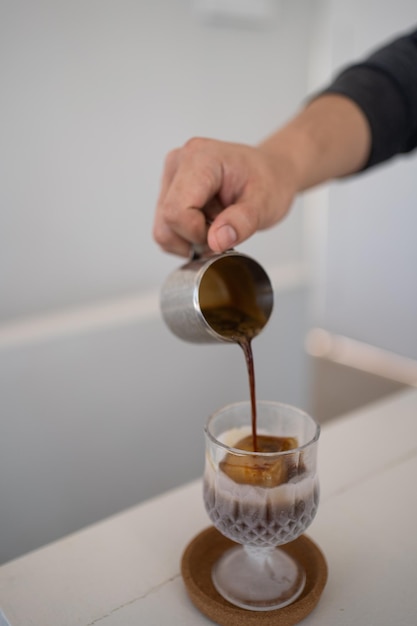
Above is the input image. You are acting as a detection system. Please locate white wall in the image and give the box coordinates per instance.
[0,0,317,563]
[307,0,417,359]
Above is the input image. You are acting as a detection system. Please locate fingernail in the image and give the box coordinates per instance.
[215,224,238,250]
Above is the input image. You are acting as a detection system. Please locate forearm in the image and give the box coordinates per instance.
[266,27,417,189]
[258,93,372,193]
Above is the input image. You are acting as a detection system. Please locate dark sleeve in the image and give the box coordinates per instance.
[320,28,417,169]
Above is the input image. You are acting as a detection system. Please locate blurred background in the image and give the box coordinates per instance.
[1,0,417,564]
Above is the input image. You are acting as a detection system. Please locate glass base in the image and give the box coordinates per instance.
[212,544,306,611]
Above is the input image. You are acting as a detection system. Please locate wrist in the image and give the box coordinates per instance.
[257,123,312,194]
[258,94,371,192]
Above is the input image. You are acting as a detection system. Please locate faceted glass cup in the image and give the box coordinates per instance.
[203,401,320,611]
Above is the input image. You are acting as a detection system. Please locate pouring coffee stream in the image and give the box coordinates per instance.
[160,241,273,451]
[201,305,261,450]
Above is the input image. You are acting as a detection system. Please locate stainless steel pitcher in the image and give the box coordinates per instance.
[160,248,273,343]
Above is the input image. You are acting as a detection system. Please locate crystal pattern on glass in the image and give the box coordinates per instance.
[203,401,320,611]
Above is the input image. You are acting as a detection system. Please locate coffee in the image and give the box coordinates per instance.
[204,448,319,546]
[201,305,265,451]
[219,434,301,487]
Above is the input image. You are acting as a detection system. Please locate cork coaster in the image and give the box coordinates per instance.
[181,526,328,626]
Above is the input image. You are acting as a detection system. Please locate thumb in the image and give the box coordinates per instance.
[207,202,259,252]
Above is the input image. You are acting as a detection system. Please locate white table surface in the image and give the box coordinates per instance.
[1,388,417,626]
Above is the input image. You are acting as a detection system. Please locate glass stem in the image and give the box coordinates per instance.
[244,545,276,568]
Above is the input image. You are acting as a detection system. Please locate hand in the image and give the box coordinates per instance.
[153,137,298,257]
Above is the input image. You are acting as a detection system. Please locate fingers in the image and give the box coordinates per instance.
[153,138,223,256]
[153,148,192,257]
